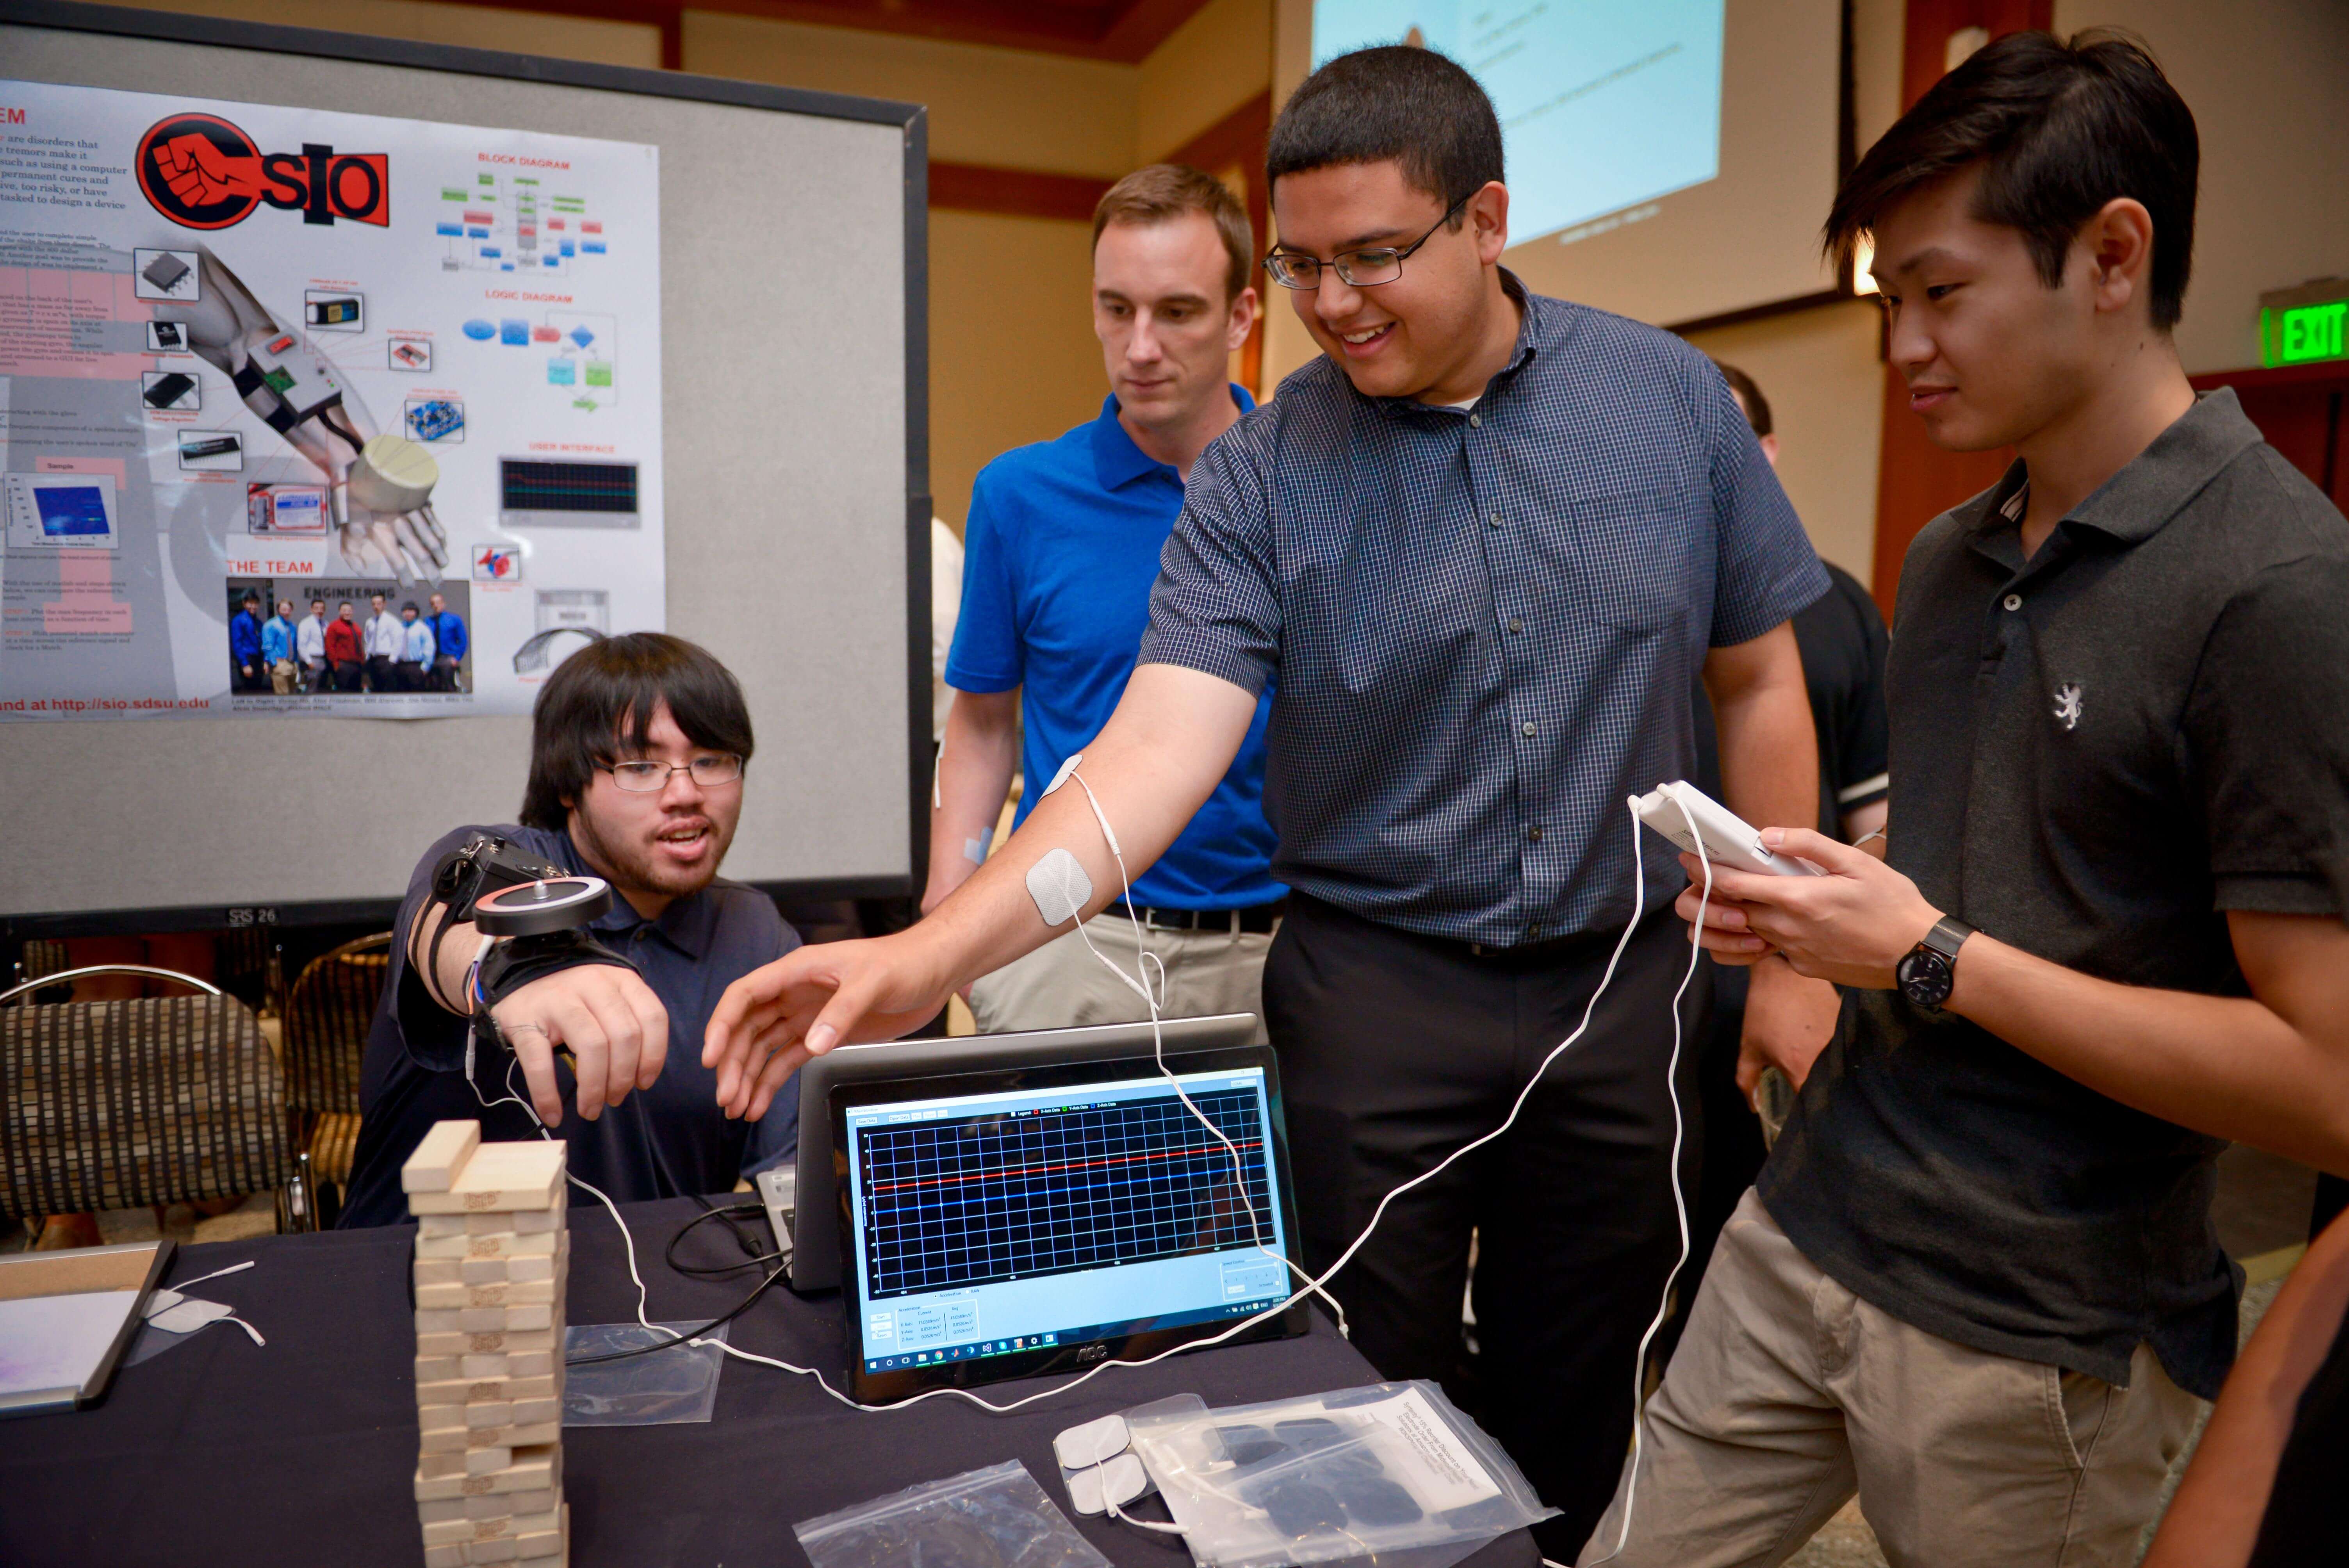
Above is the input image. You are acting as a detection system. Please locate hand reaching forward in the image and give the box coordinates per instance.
[701,934,954,1121]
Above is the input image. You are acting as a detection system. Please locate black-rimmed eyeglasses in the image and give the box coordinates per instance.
[601,755,743,792]
[1262,193,1472,290]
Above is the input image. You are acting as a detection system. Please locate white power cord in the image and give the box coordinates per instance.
[450,784,1716,1565]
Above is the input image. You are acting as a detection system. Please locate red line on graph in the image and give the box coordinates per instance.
[868,1139,1264,1196]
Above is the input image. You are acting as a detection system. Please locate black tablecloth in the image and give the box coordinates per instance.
[0,1199,1538,1567]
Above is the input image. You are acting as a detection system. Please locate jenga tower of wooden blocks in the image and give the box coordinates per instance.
[404,1121,572,1567]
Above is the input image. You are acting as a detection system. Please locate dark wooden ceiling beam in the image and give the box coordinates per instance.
[449,0,1217,62]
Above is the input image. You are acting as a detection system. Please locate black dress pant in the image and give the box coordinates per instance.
[1262,893,1706,1558]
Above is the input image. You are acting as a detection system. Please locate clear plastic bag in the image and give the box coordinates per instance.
[561,1320,728,1426]
[794,1459,1110,1568]
[1124,1381,1557,1568]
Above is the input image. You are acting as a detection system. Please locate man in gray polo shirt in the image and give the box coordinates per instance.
[1587,33,2349,1566]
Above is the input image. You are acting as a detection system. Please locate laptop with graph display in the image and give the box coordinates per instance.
[831,1043,1309,1402]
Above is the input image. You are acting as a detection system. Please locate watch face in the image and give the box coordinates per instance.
[1898,948,1953,1007]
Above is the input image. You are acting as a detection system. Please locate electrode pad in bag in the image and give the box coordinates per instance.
[1124,1381,1556,1567]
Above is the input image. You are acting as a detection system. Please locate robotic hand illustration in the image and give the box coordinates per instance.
[155,249,449,583]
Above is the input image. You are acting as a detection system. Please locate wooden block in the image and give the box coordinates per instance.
[465,1402,514,1428]
[510,1397,559,1426]
[463,1445,513,1476]
[417,1309,465,1333]
[419,1379,468,1406]
[510,1201,565,1235]
[420,1497,469,1525]
[462,1327,556,1356]
[422,1518,476,1547]
[506,1350,555,1378]
[417,1258,465,1286]
[420,1426,467,1456]
[503,1304,554,1332]
[465,1538,521,1565]
[419,1214,472,1238]
[419,1400,463,1427]
[473,1444,560,1494]
[419,1331,472,1356]
[418,1355,464,1382]
[460,1353,510,1378]
[403,1121,483,1194]
[421,1229,557,1260]
[424,1544,467,1568]
[467,1488,556,1521]
[461,1256,512,1284]
[505,1374,558,1401]
[506,1253,556,1284]
[458,1307,509,1334]
[514,1515,563,1563]
[407,1142,565,1215]
[418,1284,469,1311]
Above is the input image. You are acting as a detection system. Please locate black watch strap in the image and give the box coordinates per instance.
[1919,915,1975,963]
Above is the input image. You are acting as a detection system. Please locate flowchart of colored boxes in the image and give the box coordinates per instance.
[405,1121,571,1566]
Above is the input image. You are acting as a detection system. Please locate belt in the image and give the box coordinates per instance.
[1103,898,1286,935]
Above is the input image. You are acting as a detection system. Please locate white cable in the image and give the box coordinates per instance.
[446,781,1715,1554]
[1580,793,1709,1568]
[1060,767,1349,1338]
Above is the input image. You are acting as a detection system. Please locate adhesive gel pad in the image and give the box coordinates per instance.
[1027,847,1093,928]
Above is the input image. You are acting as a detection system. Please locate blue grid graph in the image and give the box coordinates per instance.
[856,1088,1275,1299]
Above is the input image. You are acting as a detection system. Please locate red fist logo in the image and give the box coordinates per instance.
[152,131,264,208]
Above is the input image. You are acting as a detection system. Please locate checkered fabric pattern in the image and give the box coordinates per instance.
[1142,281,1829,945]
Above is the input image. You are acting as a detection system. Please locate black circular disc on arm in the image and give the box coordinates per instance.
[474,876,612,935]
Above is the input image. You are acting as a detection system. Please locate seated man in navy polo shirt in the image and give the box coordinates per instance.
[930,163,1286,1037]
[340,633,798,1226]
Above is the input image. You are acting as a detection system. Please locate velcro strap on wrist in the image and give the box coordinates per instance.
[477,928,636,1011]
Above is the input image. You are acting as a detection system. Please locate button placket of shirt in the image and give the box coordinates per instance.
[1460,401,1547,928]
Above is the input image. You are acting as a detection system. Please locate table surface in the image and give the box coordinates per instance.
[0,1197,1538,1568]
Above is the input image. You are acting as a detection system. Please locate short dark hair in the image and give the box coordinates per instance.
[310,597,325,607]
[401,601,419,614]
[1826,30,2197,329]
[1713,362,1772,437]
[1094,164,1254,304]
[1268,46,1502,216]
[520,633,755,830]
[240,592,258,605]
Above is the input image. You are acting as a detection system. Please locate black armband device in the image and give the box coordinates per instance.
[426,834,639,1054]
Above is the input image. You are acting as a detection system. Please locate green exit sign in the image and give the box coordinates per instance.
[2260,278,2349,367]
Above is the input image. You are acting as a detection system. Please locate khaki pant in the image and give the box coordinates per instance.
[1579,1190,2201,1568]
[270,657,299,695]
[970,910,1272,1042]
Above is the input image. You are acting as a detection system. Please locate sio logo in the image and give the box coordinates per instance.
[135,113,390,230]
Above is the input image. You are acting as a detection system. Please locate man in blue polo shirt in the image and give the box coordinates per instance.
[929,163,1284,1036]
[710,51,1829,1553]
[426,590,468,692]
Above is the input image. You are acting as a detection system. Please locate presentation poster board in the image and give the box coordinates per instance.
[0,1,929,934]
[1,78,665,720]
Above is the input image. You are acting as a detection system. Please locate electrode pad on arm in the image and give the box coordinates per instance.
[1630,781,1823,878]
[1027,848,1094,928]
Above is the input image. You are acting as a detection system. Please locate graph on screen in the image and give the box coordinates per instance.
[855,1087,1276,1299]
[1312,0,1727,247]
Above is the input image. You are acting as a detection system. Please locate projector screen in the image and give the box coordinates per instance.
[1310,0,1845,326]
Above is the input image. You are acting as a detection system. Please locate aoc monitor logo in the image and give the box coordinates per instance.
[136,114,389,230]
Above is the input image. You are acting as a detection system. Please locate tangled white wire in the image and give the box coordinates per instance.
[456,782,1717,1564]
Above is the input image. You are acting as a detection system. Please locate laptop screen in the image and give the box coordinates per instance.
[841,1063,1294,1378]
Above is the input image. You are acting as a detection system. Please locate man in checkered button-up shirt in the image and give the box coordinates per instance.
[706,48,1830,1555]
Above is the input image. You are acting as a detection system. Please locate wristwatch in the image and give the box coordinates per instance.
[1896,916,1976,1009]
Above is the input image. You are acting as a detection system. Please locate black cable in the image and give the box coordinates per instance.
[562,1200,785,1367]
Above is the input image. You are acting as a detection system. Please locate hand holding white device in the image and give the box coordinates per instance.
[1630,781,1823,877]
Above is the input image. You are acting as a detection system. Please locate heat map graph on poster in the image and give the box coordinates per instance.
[0,79,663,721]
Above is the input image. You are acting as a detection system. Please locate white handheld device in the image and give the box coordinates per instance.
[1630,780,1823,877]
